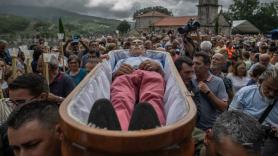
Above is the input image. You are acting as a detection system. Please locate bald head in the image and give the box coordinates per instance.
[211,53,225,69]
[214,53,225,60]
[259,54,270,66]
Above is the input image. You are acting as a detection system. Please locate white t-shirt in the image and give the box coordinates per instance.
[227,73,250,93]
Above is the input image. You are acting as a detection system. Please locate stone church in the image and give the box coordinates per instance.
[197,0,231,35]
[134,0,231,35]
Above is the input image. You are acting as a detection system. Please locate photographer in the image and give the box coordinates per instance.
[63,35,89,58]
[178,19,200,59]
[229,66,278,156]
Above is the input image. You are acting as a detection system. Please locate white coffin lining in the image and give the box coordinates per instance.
[68,50,189,125]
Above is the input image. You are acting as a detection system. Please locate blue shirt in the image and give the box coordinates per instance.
[229,85,278,128]
[67,68,87,85]
[113,56,163,74]
[192,74,228,130]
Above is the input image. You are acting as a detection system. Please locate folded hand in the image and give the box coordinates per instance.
[113,64,134,78]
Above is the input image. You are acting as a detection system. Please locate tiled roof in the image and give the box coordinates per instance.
[154,16,198,26]
[136,11,170,18]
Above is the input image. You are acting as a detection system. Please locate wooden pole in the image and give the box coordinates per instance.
[61,42,65,72]
[0,70,4,99]
[43,52,50,86]
[26,58,31,73]
[42,55,46,80]
[12,57,17,80]
[22,50,32,74]
[45,62,49,85]
[42,45,50,82]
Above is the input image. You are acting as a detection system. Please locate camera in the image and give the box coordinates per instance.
[177,19,200,34]
[71,35,80,46]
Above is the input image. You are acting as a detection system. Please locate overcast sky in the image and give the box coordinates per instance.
[1,0,274,20]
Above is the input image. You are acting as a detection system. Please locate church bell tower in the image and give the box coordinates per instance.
[197,0,219,34]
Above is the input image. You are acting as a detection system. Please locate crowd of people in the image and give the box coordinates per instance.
[0,29,277,156]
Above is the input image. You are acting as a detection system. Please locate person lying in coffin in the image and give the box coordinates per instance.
[88,39,166,131]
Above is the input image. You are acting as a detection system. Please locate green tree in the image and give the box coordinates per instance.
[117,20,130,35]
[253,2,278,32]
[229,0,259,20]
[58,17,66,40]
[58,17,65,34]
[133,6,173,19]
[226,0,278,32]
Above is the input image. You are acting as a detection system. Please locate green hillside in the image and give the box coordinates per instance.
[0,5,121,41]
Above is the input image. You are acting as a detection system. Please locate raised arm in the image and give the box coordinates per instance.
[80,39,89,51]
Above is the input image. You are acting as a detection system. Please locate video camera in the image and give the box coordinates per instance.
[177,19,200,34]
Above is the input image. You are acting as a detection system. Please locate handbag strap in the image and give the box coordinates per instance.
[259,99,277,124]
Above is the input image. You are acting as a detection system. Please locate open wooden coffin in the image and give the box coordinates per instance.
[59,50,197,156]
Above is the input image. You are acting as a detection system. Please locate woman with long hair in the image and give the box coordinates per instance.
[227,61,250,93]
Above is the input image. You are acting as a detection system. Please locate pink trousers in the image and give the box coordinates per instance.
[111,70,166,131]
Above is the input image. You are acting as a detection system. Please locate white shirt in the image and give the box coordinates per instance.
[227,73,250,93]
